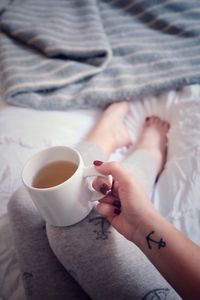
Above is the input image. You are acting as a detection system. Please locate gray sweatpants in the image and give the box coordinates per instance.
[8,142,180,300]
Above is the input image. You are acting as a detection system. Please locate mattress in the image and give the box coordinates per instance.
[0,84,200,299]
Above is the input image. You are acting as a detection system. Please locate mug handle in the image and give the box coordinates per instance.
[83,165,112,202]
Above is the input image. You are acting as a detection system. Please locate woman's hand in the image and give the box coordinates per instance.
[93,161,155,242]
[93,161,200,299]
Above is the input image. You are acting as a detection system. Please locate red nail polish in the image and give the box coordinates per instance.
[93,160,104,166]
[100,184,110,195]
[113,200,121,208]
[114,208,121,215]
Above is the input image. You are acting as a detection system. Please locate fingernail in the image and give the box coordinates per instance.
[113,200,121,208]
[114,208,121,215]
[100,183,110,195]
[93,160,104,166]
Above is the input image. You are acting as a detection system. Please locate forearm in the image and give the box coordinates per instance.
[133,209,200,299]
[93,161,200,298]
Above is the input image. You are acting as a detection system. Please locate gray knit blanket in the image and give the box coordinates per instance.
[0,0,200,110]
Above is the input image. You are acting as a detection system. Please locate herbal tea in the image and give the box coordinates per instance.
[32,160,78,188]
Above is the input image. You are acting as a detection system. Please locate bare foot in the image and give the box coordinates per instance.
[136,116,170,174]
[86,102,131,155]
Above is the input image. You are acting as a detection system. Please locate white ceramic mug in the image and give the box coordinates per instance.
[22,146,108,227]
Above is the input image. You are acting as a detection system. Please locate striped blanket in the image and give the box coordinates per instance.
[0,0,200,110]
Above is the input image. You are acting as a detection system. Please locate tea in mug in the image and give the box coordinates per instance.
[32,160,78,189]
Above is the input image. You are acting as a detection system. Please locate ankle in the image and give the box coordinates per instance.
[135,143,164,175]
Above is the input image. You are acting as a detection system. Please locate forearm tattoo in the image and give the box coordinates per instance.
[146,231,166,250]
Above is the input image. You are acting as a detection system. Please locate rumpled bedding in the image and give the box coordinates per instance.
[0,85,200,300]
[0,1,200,299]
[0,0,200,110]
[0,84,200,243]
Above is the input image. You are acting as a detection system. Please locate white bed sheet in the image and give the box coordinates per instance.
[0,85,200,300]
[0,104,101,216]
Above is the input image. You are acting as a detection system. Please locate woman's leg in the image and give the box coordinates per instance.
[47,106,180,299]
[77,101,131,164]
[8,187,90,300]
[121,116,170,197]
[7,101,129,300]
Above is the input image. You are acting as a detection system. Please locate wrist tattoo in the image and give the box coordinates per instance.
[146,230,166,250]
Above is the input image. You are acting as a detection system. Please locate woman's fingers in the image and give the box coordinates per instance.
[92,176,112,195]
[92,177,120,200]
[99,193,121,208]
[97,192,121,219]
[96,202,121,218]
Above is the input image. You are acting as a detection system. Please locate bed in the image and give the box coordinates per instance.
[0,1,200,299]
[1,83,200,299]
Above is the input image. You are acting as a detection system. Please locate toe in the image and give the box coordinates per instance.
[162,120,170,131]
[154,116,161,124]
[145,116,152,125]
